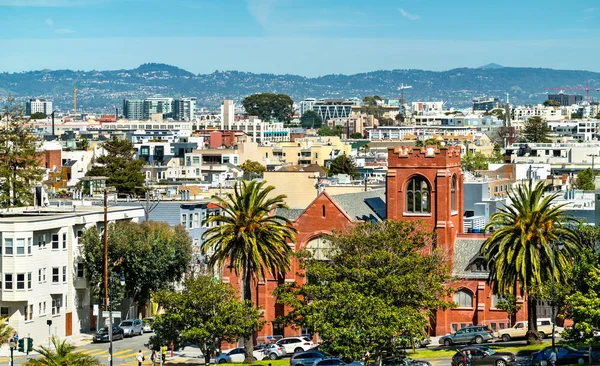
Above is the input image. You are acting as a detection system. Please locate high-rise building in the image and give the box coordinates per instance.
[221,100,234,129]
[299,98,317,116]
[123,99,144,120]
[143,97,173,120]
[548,93,583,106]
[26,99,52,116]
[312,98,359,121]
[472,97,499,112]
[173,97,196,121]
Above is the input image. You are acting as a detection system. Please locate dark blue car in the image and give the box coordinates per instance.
[531,346,588,366]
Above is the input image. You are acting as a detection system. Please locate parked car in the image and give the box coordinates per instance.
[397,334,432,349]
[255,343,285,360]
[290,351,326,366]
[531,346,589,366]
[215,347,265,363]
[312,358,347,366]
[451,346,515,366]
[439,325,494,346]
[496,318,563,341]
[93,325,125,342]
[142,317,154,333]
[383,355,432,366]
[119,319,143,337]
[276,336,315,354]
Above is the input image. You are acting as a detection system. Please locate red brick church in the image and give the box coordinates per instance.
[220,145,527,341]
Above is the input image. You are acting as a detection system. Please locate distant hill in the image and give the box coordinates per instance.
[478,63,504,70]
[1,62,599,111]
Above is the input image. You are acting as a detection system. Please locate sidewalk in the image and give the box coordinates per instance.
[66,333,95,347]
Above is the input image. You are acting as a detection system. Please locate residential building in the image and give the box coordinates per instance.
[226,118,289,144]
[143,97,173,119]
[548,93,583,106]
[123,99,144,120]
[221,100,234,129]
[411,101,444,115]
[299,98,317,116]
[264,136,351,167]
[0,205,144,346]
[26,99,53,116]
[173,97,196,121]
[472,97,499,112]
[504,142,600,174]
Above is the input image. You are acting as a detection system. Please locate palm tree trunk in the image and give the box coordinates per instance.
[526,296,540,344]
[242,268,255,363]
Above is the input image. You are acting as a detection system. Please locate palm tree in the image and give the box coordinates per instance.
[0,317,14,346]
[25,336,101,365]
[480,180,582,342]
[202,180,297,362]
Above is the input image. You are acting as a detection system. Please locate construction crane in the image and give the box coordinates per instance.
[398,83,413,104]
[544,84,600,102]
[73,86,78,118]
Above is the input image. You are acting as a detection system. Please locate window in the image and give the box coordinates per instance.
[451,175,457,212]
[181,214,187,227]
[27,238,32,254]
[43,268,46,282]
[306,236,332,261]
[27,273,31,289]
[4,274,13,290]
[52,267,59,283]
[38,269,42,283]
[16,239,25,255]
[38,303,42,315]
[76,230,83,239]
[52,234,59,249]
[23,304,33,321]
[192,156,200,164]
[405,176,431,213]
[454,289,473,308]
[43,301,46,315]
[52,297,60,315]
[0,307,8,317]
[189,214,193,229]
[77,263,84,278]
[62,233,67,249]
[491,294,504,308]
[62,266,67,282]
[16,274,25,290]
[194,213,199,228]
[5,238,13,255]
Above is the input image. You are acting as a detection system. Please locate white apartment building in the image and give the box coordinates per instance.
[411,101,444,115]
[505,142,600,172]
[367,126,476,140]
[26,99,53,116]
[511,105,576,122]
[547,120,599,141]
[222,118,290,145]
[0,205,144,347]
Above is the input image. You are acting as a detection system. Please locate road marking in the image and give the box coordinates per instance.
[82,348,109,356]
[113,349,137,356]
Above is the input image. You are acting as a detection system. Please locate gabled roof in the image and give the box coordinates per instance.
[453,235,488,279]
[331,189,386,222]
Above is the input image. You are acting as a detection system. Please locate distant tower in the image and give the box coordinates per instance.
[221,100,234,130]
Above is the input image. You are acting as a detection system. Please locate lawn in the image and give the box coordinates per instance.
[217,360,289,366]
[406,342,549,359]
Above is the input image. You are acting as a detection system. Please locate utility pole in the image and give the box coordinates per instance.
[103,188,109,313]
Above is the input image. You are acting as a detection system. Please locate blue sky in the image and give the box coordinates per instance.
[1,0,599,76]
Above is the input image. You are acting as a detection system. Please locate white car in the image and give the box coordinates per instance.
[119,319,143,337]
[276,337,315,355]
[142,317,154,333]
[216,347,265,363]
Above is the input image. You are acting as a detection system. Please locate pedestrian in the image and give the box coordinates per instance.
[549,348,557,366]
[466,350,473,366]
[150,350,157,365]
[136,349,145,366]
[461,351,468,366]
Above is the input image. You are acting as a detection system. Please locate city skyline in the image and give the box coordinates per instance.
[1,0,599,76]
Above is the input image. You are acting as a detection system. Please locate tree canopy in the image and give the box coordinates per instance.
[300,110,323,129]
[242,93,294,123]
[543,100,561,107]
[0,96,44,207]
[317,126,343,137]
[461,151,492,172]
[275,221,453,363]
[329,154,358,178]
[80,221,192,310]
[29,112,47,119]
[575,168,597,190]
[349,132,363,139]
[85,136,145,195]
[523,116,551,143]
[239,160,266,176]
[148,276,263,365]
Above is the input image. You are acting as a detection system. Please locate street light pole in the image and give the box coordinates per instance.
[109,278,113,366]
[551,236,564,351]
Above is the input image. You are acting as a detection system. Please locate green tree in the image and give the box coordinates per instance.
[378,117,395,126]
[80,221,192,311]
[480,181,584,343]
[595,113,600,119]
[242,93,294,123]
[317,126,342,137]
[300,110,323,129]
[0,96,44,207]
[349,132,363,139]
[523,116,551,143]
[543,100,561,107]
[239,160,266,178]
[571,112,582,119]
[25,336,101,366]
[328,154,358,178]
[395,113,405,123]
[0,317,14,346]
[85,136,144,195]
[461,151,490,172]
[79,138,89,151]
[576,168,597,190]
[29,112,47,119]
[149,276,263,366]
[274,221,453,364]
[491,143,504,163]
[201,180,297,362]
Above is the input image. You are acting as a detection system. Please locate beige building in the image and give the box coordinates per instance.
[259,136,352,167]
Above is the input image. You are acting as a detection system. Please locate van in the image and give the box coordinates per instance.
[496,318,563,341]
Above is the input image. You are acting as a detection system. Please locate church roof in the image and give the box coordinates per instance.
[331,189,386,222]
[453,235,489,279]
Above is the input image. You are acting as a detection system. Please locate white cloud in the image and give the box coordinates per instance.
[54,28,75,34]
[45,18,54,26]
[247,0,278,27]
[399,8,420,21]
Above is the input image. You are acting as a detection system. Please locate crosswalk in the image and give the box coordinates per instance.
[76,348,194,365]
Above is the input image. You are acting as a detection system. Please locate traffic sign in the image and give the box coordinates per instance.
[101,311,121,318]
[93,304,99,316]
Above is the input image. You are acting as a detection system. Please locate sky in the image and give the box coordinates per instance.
[1,0,599,76]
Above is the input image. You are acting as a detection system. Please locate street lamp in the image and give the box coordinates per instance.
[108,272,126,366]
[551,236,564,350]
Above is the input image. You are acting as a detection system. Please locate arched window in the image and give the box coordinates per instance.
[405,176,430,213]
[451,175,457,212]
[306,236,332,261]
[454,289,473,308]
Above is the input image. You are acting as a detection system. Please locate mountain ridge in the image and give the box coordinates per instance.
[1,63,599,110]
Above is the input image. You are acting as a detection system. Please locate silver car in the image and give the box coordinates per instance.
[257,343,285,360]
[119,319,143,337]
